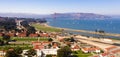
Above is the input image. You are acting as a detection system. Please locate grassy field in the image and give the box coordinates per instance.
[0,37,49,41]
[0,37,49,50]
[31,23,62,32]
[11,37,49,41]
[73,50,92,57]
[0,45,32,50]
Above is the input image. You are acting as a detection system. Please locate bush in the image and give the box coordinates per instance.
[46,55,52,57]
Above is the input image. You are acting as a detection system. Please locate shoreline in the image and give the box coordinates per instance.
[44,23,120,38]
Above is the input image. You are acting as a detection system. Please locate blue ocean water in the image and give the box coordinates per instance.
[47,18,120,34]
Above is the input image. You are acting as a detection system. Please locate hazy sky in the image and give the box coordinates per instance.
[0,0,120,15]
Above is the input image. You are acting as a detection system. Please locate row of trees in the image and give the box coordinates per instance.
[0,35,11,46]
[0,18,16,31]
[57,46,77,57]
[6,47,23,57]
[6,47,36,57]
[4,43,76,57]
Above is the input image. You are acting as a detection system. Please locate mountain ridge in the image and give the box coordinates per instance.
[0,12,111,19]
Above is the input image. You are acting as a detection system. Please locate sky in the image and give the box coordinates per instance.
[0,0,120,15]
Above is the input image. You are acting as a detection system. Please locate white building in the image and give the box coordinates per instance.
[36,48,59,57]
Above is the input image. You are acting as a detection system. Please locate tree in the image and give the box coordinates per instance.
[24,49,36,57]
[0,39,4,46]
[57,46,72,57]
[2,35,11,44]
[48,43,52,48]
[48,38,53,42]
[98,30,105,33]
[98,30,105,38]
[14,47,23,56]
[70,37,75,42]
[26,26,36,36]
[5,49,21,57]
[46,55,53,57]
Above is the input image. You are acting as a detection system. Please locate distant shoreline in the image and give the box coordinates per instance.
[44,23,120,38]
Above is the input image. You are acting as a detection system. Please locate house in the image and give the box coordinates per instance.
[32,41,50,50]
[7,33,15,37]
[36,49,58,57]
[105,46,117,52]
[32,42,44,50]
[0,33,3,36]
[71,45,80,51]
[0,51,5,56]
[56,36,66,42]
[32,41,59,57]
[99,52,115,57]
[29,33,38,37]
[99,52,109,57]
[97,46,120,57]
[17,33,26,37]
[39,33,49,37]
[81,47,100,53]
[51,42,59,49]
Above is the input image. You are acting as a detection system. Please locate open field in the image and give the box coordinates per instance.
[31,23,62,32]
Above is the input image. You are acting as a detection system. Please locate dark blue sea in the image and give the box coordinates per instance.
[47,18,120,34]
[46,18,120,39]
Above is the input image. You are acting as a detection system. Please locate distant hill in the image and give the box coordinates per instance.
[0,13,50,18]
[51,13,111,19]
[0,13,111,19]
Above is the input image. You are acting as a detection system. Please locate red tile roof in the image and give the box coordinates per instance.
[17,33,26,37]
[29,33,38,37]
[40,33,49,37]
[111,49,120,54]
[82,47,100,52]
[7,33,15,37]
[32,41,49,49]
[71,45,80,49]
[0,33,3,36]
[101,52,109,56]
[33,45,44,49]
[105,46,117,51]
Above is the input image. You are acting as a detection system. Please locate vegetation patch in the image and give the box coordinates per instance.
[31,23,62,32]
[72,50,92,57]
[11,37,49,41]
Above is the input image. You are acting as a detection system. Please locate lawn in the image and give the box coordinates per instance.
[0,45,32,50]
[31,23,62,32]
[11,37,49,41]
[72,50,92,57]
[0,37,49,50]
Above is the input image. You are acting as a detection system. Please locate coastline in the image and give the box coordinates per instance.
[44,23,120,38]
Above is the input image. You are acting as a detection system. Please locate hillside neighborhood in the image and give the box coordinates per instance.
[0,16,120,57]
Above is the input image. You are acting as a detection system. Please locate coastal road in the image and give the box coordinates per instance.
[75,35,119,51]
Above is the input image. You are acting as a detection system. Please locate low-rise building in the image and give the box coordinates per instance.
[81,47,101,53]
[29,33,39,37]
[71,45,80,51]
